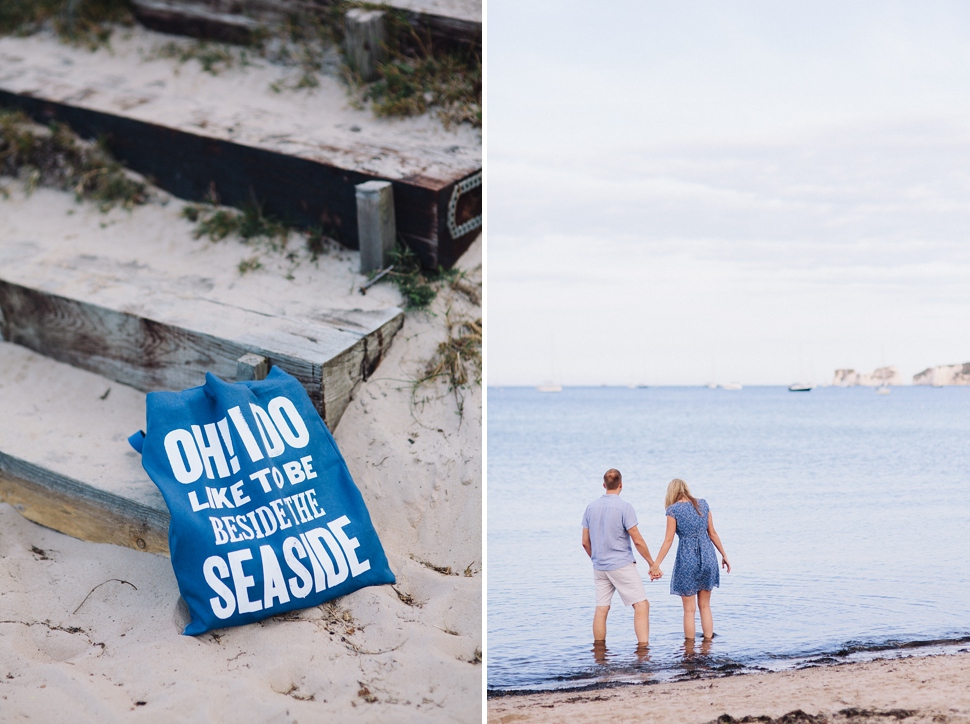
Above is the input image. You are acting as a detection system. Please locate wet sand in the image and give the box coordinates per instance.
[488,651,970,723]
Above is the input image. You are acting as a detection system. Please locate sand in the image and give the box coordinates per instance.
[0,181,482,719]
[487,652,970,723]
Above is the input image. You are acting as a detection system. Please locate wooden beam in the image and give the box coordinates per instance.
[0,466,170,556]
[0,342,171,554]
[357,180,397,273]
[344,8,387,82]
[130,0,261,44]
[237,353,270,382]
[0,268,402,431]
[129,0,482,49]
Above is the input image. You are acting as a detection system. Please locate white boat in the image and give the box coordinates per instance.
[788,383,813,392]
[720,382,742,390]
[536,384,563,393]
[876,385,891,395]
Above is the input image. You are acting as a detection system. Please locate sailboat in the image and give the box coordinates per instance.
[536,383,563,393]
[789,348,815,391]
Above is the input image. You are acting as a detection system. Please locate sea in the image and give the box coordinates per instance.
[486,385,970,693]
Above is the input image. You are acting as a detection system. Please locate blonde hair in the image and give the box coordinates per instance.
[665,478,702,516]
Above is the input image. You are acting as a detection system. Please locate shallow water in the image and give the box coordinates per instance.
[486,386,970,691]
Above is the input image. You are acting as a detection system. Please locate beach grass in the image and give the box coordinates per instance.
[0,108,147,210]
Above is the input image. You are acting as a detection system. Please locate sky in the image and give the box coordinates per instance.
[487,1,970,386]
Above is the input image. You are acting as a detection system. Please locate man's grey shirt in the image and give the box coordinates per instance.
[582,494,638,571]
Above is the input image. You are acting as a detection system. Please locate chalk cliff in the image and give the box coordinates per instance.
[832,366,905,387]
[912,363,970,386]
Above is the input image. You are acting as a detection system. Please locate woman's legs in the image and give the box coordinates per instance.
[682,590,714,639]
[680,595,696,639]
[697,589,713,639]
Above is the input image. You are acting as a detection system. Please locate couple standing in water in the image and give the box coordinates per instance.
[581,469,730,647]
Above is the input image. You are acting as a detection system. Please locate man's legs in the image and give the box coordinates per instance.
[593,605,610,641]
[632,599,649,645]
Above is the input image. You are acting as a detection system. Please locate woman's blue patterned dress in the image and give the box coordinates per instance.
[667,499,720,597]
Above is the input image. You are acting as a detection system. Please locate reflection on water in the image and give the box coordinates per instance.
[682,638,713,658]
[592,641,609,665]
[676,637,714,679]
[589,641,653,677]
[488,386,970,691]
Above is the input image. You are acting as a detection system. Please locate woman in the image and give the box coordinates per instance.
[649,479,730,640]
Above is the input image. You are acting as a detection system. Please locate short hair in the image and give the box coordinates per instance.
[603,469,622,490]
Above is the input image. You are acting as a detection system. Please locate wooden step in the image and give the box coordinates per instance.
[0,341,171,555]
[0,189,404,432]
[381,0,482,47]
[131,0,482,48]
[0,30,482,268]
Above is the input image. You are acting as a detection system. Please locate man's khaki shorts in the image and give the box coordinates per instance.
[594,562,647,607]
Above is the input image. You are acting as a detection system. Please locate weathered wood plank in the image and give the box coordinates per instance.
[0,466,170,556]
[344,8,387,83]
[0,278,402,430]
[357,180,397,273]
[237,353,270,381]
[131,0,262,44]
[0,341,170,554]
[129,0,482,49]
[0,249,403,429]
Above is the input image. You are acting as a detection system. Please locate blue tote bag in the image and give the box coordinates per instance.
[130,367,395,635]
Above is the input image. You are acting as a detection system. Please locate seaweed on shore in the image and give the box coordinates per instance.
[710,708,919,724]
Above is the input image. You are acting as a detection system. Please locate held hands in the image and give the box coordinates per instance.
[648,564,663,581]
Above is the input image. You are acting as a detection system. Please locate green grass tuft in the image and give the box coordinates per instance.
[0,108,147,210]
[148,40,252,75]
[183,201,290,250]
[363,49,481,128]
[374,243,461,309]
[237,255,263,274]
[0,0,132,49]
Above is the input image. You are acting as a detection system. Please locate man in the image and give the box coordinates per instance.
[581,468,659,645]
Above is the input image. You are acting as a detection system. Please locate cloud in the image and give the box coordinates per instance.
[487,2,970,385]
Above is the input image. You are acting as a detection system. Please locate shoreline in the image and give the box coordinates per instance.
[488,650,970,723]
[487,635,970,697]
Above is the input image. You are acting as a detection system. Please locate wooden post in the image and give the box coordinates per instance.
[237,353,269,382]
[357,180,396,274]
[345,8,386,82]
